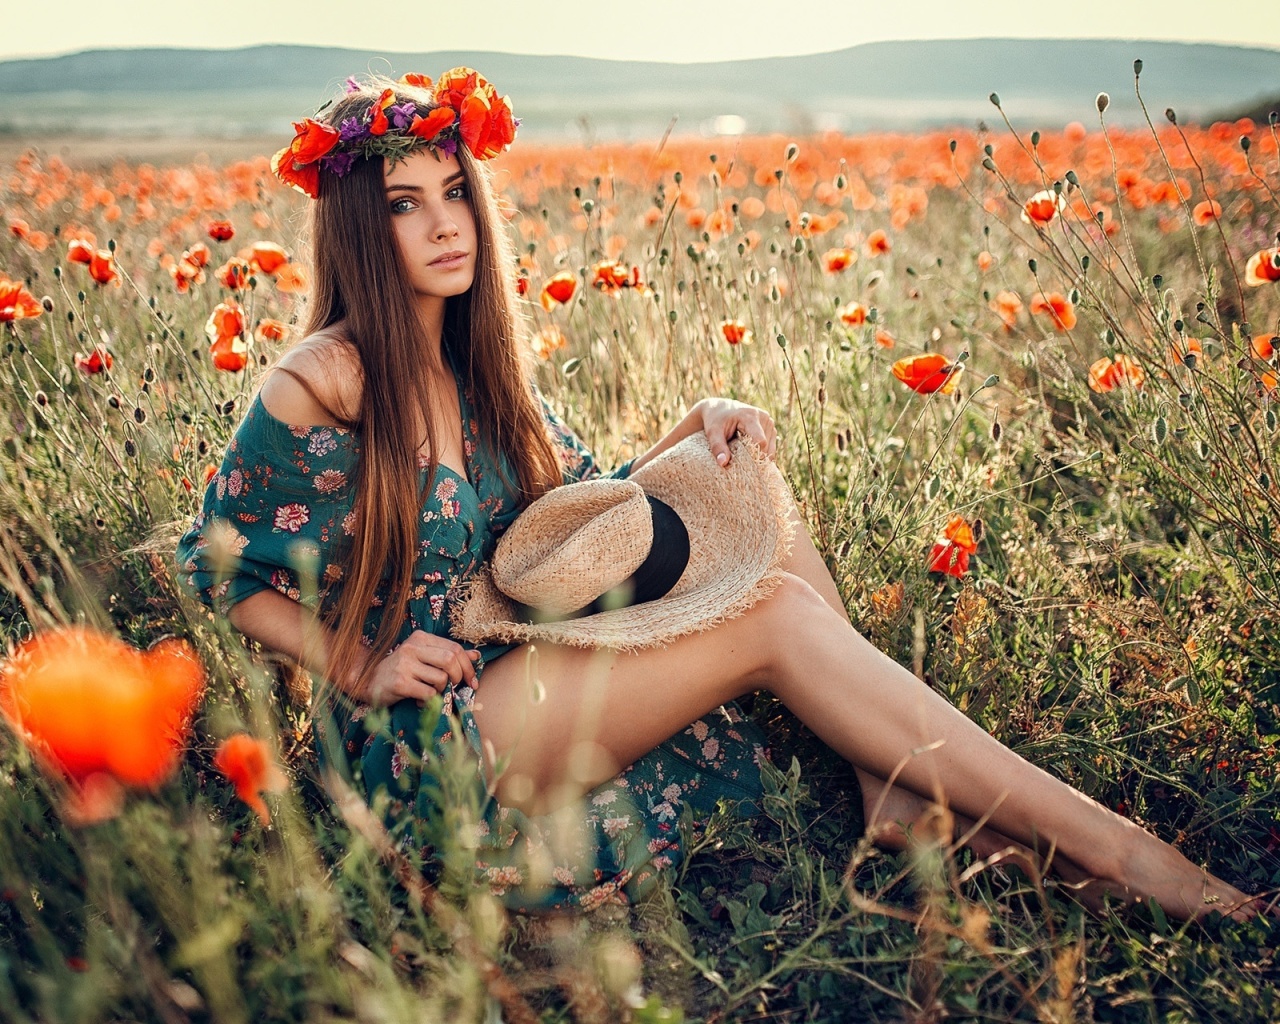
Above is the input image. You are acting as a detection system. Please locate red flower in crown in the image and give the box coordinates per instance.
[434,67,517,160]
[271,118,341,198]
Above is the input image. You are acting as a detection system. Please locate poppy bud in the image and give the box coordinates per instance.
[784,143,799,163]
[1096,93,1110,113]
[989,92,1001,107]
[34,390,47,407]
[124,438,137,457]
[1240,136,1251,152]
[133,407,146,424]
[1133,59,1143,76]
[990,419,1002,443]
[1165,108,1177,125]
[41,296,54,312]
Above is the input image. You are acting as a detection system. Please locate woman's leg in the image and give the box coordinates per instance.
[471,572,1264,921]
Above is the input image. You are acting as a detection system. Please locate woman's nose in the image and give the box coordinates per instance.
[432,211,459,241]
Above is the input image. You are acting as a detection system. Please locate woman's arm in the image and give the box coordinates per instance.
[628,397,779,474]
[227,588,478,704]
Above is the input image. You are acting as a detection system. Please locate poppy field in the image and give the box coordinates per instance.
[2,71,1280,1021]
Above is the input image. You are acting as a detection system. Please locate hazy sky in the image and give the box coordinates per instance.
[3,0,1278,62]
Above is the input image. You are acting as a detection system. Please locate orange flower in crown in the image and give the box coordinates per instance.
[271,69,519,199]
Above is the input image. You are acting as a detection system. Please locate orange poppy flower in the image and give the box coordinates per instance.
[822,248,856,273]
[254,318,287,344]
[214,734,286,824]
[184,243,211,269]
[941,514,978,554]
[248,241,289,276]
[977,250,995,272]
[891,353,963,395]
[368,88,394,136]
[205,299,246,344]
[874,328,896,349]
[0,277,42,322]
[88,250,118,286]
[539,271,577,311]
[73,345,112,374]
[207,219,235,242]
[273,263,307,294]
[8,217,29,239]
[990,290,1023,331]
[719,319,751,345]
[837,301,868,326]
[1246,248,1280,287]
[1264,370,1279,393]
[169,257,203,293]
[271,118,341,198]
[1169,337,1203,366]
[210,335,249,372]
[1192,200,1221,226]
[1251,333,1276,361]
[0,627,205,817]
[866,229,891,256]
[1021,189,1065,227]
[408,106,456,141]
[216,257,252,291]
[67,238,95,264]
[434,68,516,161]
[927,540,970,578]
[1087,354,1145,393]
[1030,292,1077,331]
[399,72,433,90]
[591,259,641,294]
[529,325,569,360]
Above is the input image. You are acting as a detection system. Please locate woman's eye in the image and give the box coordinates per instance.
[389,197,415,214]
[446,185,468,201]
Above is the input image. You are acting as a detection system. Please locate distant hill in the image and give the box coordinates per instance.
[0,39,1276,140]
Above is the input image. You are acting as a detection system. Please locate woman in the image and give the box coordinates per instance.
[178,72,1267,921]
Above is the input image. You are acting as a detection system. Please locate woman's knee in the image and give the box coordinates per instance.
[747,571,842,675]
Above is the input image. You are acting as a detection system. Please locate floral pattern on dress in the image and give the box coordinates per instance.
[177,370,768,912]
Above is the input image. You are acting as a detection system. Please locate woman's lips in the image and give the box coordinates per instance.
[430,250,469,268]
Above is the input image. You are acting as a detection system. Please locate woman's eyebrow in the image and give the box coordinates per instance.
[385,183,422,194]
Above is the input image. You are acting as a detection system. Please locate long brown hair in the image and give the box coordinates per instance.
[297,80,561,697]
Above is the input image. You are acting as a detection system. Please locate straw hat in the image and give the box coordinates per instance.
[452,432,795,651]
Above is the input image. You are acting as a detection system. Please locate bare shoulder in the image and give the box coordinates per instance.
[258,330,363,426]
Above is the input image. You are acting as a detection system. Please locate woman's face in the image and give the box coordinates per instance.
[383,150,478,305]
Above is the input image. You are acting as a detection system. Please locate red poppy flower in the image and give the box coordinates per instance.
[1169,337,1203,366]
[1021,189,1065,227]
[184,243,211,269]
[73,345,112,374]
[515,273,530,297]
[214,733,286,824]
[215,257,251,291]
[248,241,289,276]
[989,290,1023,331]
[529,325,568,360]
[8,218,29,239]
[1087,354,1145,393]
[399,72,433,90]
[0,627,205,817]
[1192,200,1221,226]
[0,277,42,322]
[977,250,995,272]
[210,335,249,372]
[822,248,856,273]
[540,272,577,311]
[271,118,340,198]
[719,319,751,345]
[433,67,483,112]
[1246,248,1280,287]
[837,301,868,326]
[169,257,203,293]
[866,229,891,256]
[88,250,118,286]
[254,318,287,344]
[874,328,896,349]
[205,299,246,344]
[591,260,641,294]
[207,219,235,242]
[457,87,516,161]
[891,353,963,395]
[66,239,95,264]
[1030,292,1077,331]
[271,149,321,199]
[272,263,307,294]
[1252,333,1276,361]
[942,514,977,554]
[927,541,970,578]
[408,107,456,142]
[368,89,394,136]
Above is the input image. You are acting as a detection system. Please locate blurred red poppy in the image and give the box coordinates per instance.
[1169,337,1203,366]
[1192,200,1221,226]
[0,627,205,821]
[73,345,112,374]
[184,243,211,269]
[254,318,287,344]
[1030,292,1077,331]
[822,248,856,273]
[214,734,286,825]
[719,319,751,345]
[216,258,251,291]
[977,251,995,272]
[927,515,977,578]
[990,291,1023,331]
[539,271,577,311]
[1021,189,1065,226]
[1246,248,1280,287]
[866,229,891,256]
[1087,354,1145,392]
[210,335,249,372]
[273,263,307,294]
[248,242,289,276]
[530,325,568,360]
[0,277,41,322]
[205,299,246,344]
[892,353,963,395]
[66,239,95,264]
[399,72,433,90]
[1252,333,1276,360]
[837,301,868,326]
[207,219,235,242]
[591,259,640,293]
[88,250,118,286]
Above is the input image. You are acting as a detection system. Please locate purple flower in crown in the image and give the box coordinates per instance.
[344,76,361,94]
[389,102,419,130]
[321,150,357,177]
[435,135,458,157]
[338,116,369,144]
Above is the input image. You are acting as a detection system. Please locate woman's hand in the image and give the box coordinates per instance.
[353,630,481,707]
[697,397,777,467]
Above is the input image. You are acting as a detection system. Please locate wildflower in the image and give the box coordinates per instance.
[719,319,751,345]
[184,243,211,269]
[169,257,203,293]
[591,259,643,294]
[891,353,963,395]
[1251,333,1276,360]
[0,627,205,822]
[1030,292,1077,332]
[88,250,119,286]
[247,241,289,275]
[66,238,95,264]
[368,88,394,136]
[271,118,341,197]
[539,271,577,311]
[207,219,235,242]
[822,247,856,273]
[409,106,456,142]
[1191,200,1221,226]
[1169,337,1203,366]
[205,299,246,344]
[1021,189,1065,227]
[977,250,995,272]
[0,277,42,322]
[435,67,517,161]
[990,290,1023,331]
[927,515,977,578]
[8,218,29,239]
[1245,248,1280,287]
[73,345,112,374]
[254,318,288,344]
[866,229,891,256]
[214,734,286,824]
[874,328,896,349]
[529,325,568,360]
[210,335,249,372]
[1087,354,1145,393]
[837,301,868,327]
[273,263,307,294]
[215,257,252,290]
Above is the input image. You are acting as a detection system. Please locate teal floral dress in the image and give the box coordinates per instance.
[177,374,768,912]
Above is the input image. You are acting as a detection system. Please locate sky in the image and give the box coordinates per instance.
[2,0,1278,63]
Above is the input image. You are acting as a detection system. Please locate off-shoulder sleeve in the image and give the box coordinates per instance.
[536,388,633,484]
[175,395,359,615]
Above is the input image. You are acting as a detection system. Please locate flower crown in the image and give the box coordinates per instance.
[271,68,518,199]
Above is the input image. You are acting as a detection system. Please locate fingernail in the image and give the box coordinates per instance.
[717,452,729,466]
